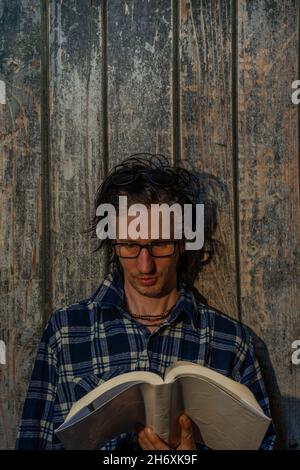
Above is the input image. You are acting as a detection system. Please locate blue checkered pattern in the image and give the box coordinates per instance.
[16,271,276,450]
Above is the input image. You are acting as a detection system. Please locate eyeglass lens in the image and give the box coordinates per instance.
[115,242,176,258]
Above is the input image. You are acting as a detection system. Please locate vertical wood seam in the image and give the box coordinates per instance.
[172,0,180,166]
[101,0,108,176]
[40,0,52,327]
[101,0,109,274]
[298,1,300,201]
[231,0,242,322]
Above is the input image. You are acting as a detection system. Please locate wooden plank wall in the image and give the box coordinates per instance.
[0,0,44,448]
[0,0,299,449]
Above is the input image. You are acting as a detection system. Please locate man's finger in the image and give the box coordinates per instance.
[179,414,196,446]
[143,427,170,450]
[137,429,156,450]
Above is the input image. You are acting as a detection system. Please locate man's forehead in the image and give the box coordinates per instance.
[117,211,176,222]
[116,211,177,240]
[115,237,175,243]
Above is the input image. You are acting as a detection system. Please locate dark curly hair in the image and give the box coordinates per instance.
[87,153,218,286]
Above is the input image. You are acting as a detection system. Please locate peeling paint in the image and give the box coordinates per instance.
[0,80,6,104]
[63,159,74,181]
[0,340,6,365]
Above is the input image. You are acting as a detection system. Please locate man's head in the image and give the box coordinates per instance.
[88,153,216,291]
[113,209,185,298]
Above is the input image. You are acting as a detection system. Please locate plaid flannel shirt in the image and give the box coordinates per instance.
[16,271,276,450]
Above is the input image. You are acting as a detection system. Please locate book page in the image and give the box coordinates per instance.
[180,376,271,450]
[61,381,143,429]
[56,383,146,449]
[65,370,163,421]
[165,361,264,415]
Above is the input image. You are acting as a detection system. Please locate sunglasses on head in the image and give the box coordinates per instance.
[110,169,175,187]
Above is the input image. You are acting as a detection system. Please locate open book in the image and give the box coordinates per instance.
[55,361,271,450]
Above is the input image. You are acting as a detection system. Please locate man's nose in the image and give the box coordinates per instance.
[136,247,156,273]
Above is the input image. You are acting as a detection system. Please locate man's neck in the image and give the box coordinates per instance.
[123,278,179,322]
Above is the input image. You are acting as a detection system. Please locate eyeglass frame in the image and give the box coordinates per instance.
[110,168,175,187]
[112,240,181,258]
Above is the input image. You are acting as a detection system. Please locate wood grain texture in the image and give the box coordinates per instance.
[238,0,300,449]
[0,0,43,449]
[107,0,174,166]
[49,0,106,310]
[179,0,238,318]
[0,0,299,451]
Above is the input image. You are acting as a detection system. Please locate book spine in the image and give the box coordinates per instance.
[140,383,172,445]
[168,380,184,448]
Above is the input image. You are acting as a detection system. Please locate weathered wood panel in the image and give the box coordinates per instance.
[238,0,300,449]
[107,0,174,166]
[49,0,106,310]
[179,0,238,318]
[0,0,299,451]
[0,0,43,449]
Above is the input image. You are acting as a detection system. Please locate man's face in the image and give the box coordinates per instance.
[115,213,183,298]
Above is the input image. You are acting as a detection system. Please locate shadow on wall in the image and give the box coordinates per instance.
[192,284,288,450]
[252,331,299,450]
[185,167,291,450]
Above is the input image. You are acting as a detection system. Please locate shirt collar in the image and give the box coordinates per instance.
[91,270,200,329]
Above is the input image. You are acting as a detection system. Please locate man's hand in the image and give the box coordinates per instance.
[136,414,197,450]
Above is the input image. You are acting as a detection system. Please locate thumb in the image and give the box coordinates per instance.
[179,414,195,447]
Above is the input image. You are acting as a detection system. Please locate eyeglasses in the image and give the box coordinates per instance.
[112,241,179,258]
[110,169,175,187]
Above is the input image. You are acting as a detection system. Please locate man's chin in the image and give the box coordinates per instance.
[130,278,165,297]
[133,284,163,298]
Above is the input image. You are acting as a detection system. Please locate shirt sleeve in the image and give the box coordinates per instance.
[231,327,277,450]
[15,319,60,449]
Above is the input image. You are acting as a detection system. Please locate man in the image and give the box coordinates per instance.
[16,153,276,450]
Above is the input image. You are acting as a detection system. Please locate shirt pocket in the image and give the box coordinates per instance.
[72,367,129,401]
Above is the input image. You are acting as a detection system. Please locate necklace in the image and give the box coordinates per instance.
[126,305,175,324]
